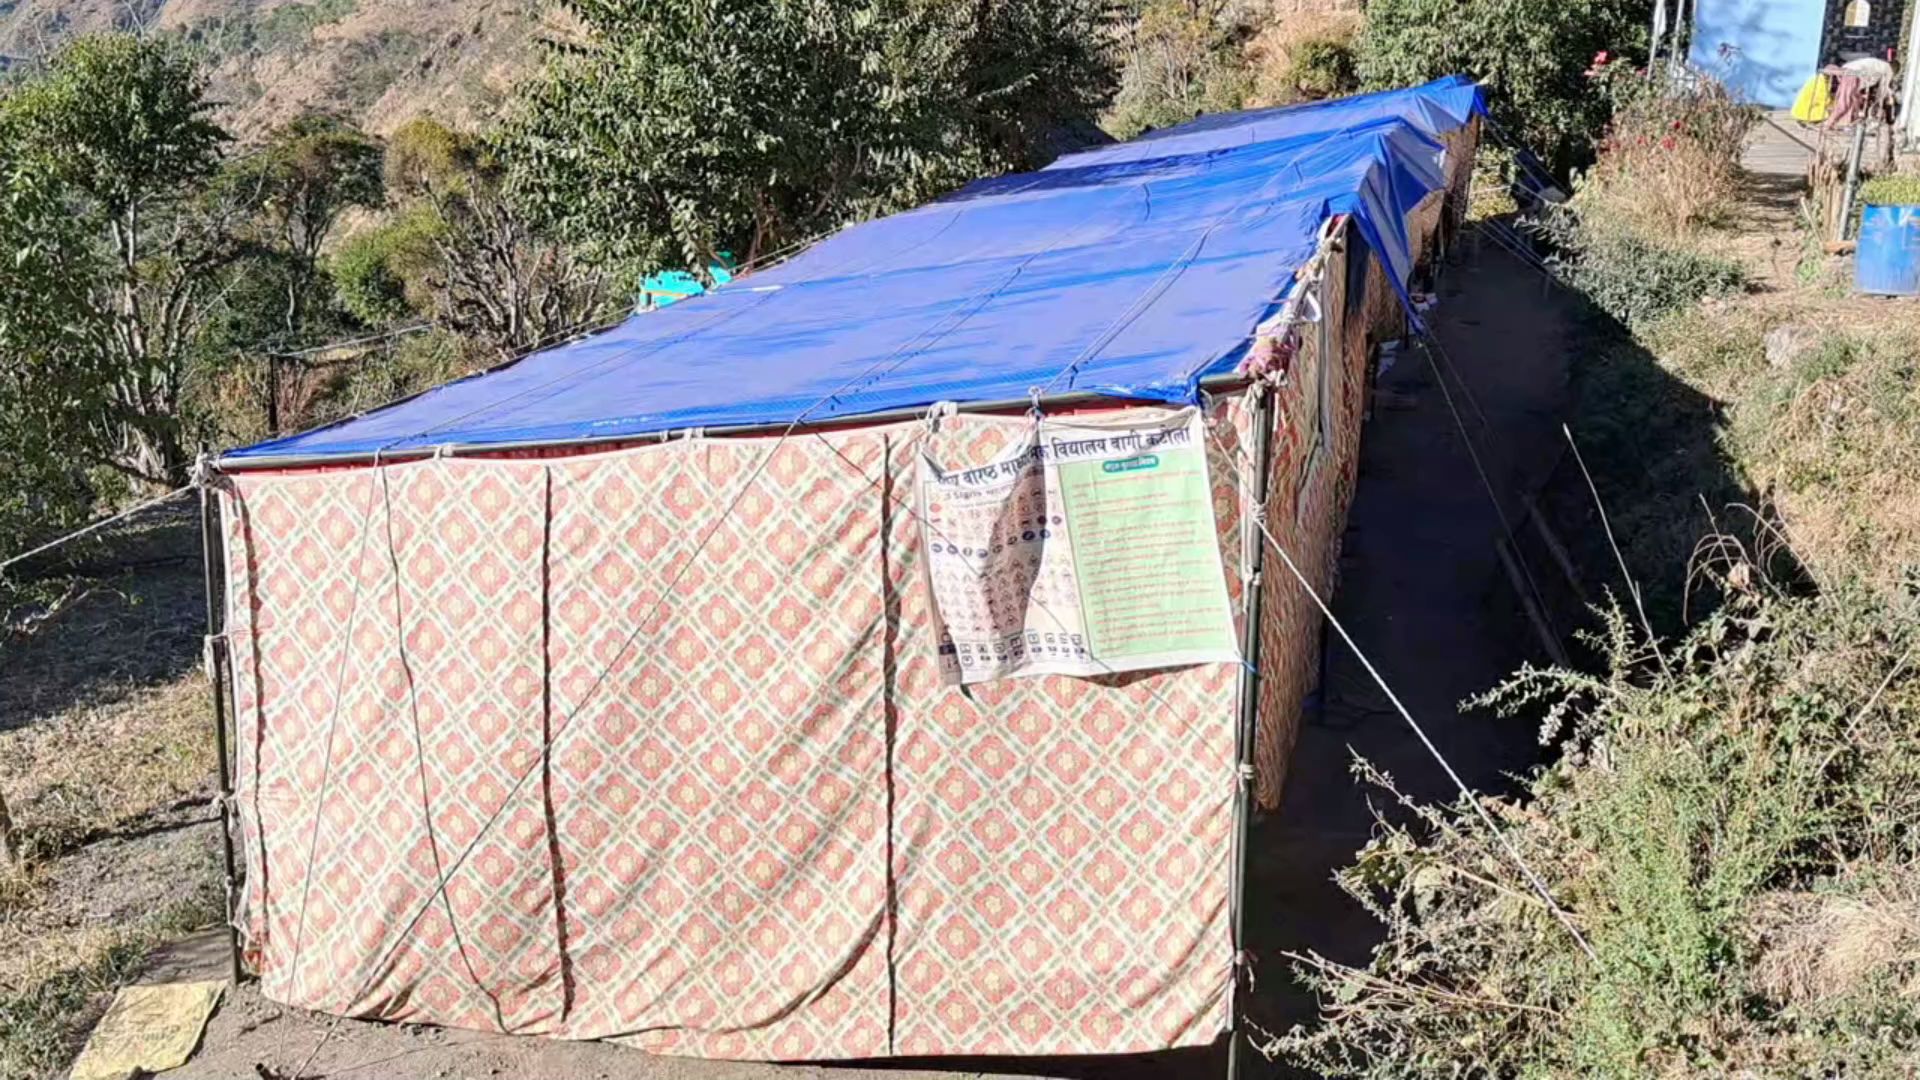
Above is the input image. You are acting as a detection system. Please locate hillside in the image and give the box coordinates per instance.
[0,0,547,139]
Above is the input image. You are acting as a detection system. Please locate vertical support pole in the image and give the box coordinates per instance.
[1648,0,1669,78]
[198,466,245,984]
[1900,7,1920,150]
[1838,120,1868,243]
[265,352,281,437]
[1226,379,1276,1080]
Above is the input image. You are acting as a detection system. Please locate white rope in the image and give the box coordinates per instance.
[271,322,432,360]
[0,485,195,575]
[1204,423,1598,962]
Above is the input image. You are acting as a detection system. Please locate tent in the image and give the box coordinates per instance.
[205,77,1485,1062]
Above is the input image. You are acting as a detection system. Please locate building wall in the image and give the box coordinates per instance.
[1821,0,1912,61]
[1243,121,1475,809]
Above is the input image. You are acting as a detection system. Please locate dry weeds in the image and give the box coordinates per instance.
[1748,881,1920,1007]
[1240,7,1363,107]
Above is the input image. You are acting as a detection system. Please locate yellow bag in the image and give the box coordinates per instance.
[1791,73,1830,123]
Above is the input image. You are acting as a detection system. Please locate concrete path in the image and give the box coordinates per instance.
[1743,109,1818,179]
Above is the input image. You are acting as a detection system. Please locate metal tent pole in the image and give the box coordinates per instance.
[198,468,245,984]
[1225,378,1276,1080]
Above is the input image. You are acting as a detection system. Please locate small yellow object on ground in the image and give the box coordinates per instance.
[69,981,224,1080]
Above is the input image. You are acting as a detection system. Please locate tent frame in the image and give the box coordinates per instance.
[199,477,245,984]
[1225,379,1273,1079]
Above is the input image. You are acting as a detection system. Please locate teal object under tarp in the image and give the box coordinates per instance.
[640,254,739,309]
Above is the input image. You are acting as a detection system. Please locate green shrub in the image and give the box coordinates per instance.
[1103,0,1252,139]
[1269,585,1920,1078]
[1285,36,1358,99]
[1859,173,1920,206]
[331,208,443,327]
[184,0,359,61]
[1357,0,1647,172]
[1537,209,1747,327]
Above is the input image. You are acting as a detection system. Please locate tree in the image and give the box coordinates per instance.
[1356,0,1648,173]
[1105,0,1254,139]
[500,0,1121,274]
[0,149,101,557]
[229,114,383,431]
[0,34,239,486]
[377,117,614,359]
[236,115,383,338]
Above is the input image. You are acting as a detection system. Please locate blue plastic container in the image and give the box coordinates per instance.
[1857,204,1920,297]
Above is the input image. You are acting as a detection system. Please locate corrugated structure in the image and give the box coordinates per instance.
[210,77,1484,1060]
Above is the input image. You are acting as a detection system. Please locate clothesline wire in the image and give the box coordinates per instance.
[270,322,433,360]
[1412,335,1558,636]
[1473,218,1560,281]
[0,484,195,576]
[1479,115,1565,198]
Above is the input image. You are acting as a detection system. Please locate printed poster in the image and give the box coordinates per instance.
[916,408,1239,685]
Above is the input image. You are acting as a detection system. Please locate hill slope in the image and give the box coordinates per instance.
[0,0,546,139]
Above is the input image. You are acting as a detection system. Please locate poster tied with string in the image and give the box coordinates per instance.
[916,408,1240,685]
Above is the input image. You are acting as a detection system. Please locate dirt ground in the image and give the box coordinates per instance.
[5,232,1578,1080]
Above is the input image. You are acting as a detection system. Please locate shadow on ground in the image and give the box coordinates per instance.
[1,505,206,734]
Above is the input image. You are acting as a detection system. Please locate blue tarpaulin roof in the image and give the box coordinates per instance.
[225,77,1485,465]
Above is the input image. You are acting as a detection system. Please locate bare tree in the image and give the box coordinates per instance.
[384,118,615,360]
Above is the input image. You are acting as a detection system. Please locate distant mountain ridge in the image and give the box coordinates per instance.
[0,0,547,139]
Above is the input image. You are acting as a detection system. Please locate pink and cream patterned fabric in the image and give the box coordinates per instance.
[218,398,1273,1059]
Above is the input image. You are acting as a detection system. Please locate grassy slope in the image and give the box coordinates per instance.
[1275,139,1920,1077]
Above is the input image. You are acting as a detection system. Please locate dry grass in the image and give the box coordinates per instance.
[1241,7,1363,107]
[1640,300,1920,593]
[1577,77,1756,237]
[1,524,225,1078]
[1748,881,1920,1007]
[1581,135,1743,236]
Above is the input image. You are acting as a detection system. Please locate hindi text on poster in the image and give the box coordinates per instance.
[916,409,1238,685]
